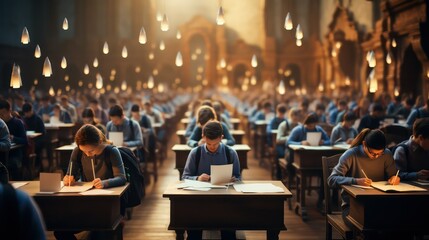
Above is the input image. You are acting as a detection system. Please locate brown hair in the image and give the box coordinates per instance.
[75,124,110,146]
[196,105,217,126]
[350,128,386,150]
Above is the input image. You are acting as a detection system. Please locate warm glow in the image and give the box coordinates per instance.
[368,50,376,67]
[335,42,342,49]
[96,73,103,89]
[149,52,155,60]
[318,83,324,92]
[61,56,67,69]
[295,88,301,96]
[122,46,128,58]
[64,75,69,81]
[21,27,30,44]
[222,76,228,85]
[139,27,147,44]
[175,51,183,67]
[251,54,258,68]
[135,66,141,73]
[392,38,397,48]
[156,12,163,22]
[301,88,307,95]
[250,75,257,85]
[284,12,293,30]
[34,79,38,85]
[191,54,197,61]
[241,84,248,91]
[345,77,351,86]
[330,82,336,90]
[153,69,159,76]
[42,57,52,77]
[176,30,182,39]
[121,80,127,91]
[62,17,69,30]
[10,64,22,89]
[296,39,302,47]
[386,52,392,64]
[65,85,70,92]
[148,75,154,89]
[197,67,204,73]
[84,64,89,75]
[114,87,120,94]
[331,48,337,57]
[295,24,303,40]
[78,81,83,87]
[111,69,116,76]
[220,58,226,68]
[103,41,109,54]
[216,6,225,25]
[159,40,166,51]
[394,86,400,97]
[158,83,165,92]
[93,58,99,68]
[161,13,169,31]
[290,79,295,86]
[368,69,377,93]
[49,86,55,96]
[278,80,286,95]
[34,45,41,58]
[57,89,62,96]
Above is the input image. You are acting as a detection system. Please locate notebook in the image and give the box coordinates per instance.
[210,164,233,185]
[371,181,427,192]
[109,132,124,146]
[306,132,322,146]
[39,172,64,193]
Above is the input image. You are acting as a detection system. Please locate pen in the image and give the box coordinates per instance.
[361,169,369,179]
[68,161,73,186]
[334,138,342,144]
[91,158,96,180]
[392,170,399,185]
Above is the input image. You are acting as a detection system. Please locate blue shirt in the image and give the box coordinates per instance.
[106,118,143,147]
[287,124,331,146]
[182,143,241,181]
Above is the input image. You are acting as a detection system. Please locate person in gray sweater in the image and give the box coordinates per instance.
[328,129,400,229]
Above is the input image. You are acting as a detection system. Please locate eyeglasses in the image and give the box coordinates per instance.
[365,145,384,158]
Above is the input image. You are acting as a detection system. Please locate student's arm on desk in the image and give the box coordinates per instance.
[182,148,199,181]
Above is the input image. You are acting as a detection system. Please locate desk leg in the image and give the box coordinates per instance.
[175,230,185,240]
[267,230,280,240]
[295,171,308,221]
[178,169,184,180]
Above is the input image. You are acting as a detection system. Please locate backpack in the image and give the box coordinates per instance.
[194,145,233,170]
[77,145,145,208]
[0,183,20,237]
[0,161,9,184]
[388,141,409,157]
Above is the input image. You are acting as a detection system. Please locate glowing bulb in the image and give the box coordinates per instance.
[250,75,257,85]
[156,12,163,21]
[159,41,165,51]
[175,51,183,67]
[345,77,351,86]
[148,52,155,60]
[158,83,165,93]
[368,69,377,93]
[220,58,226,68]
[93,58,99,68]
[295,24,303,40]
[49,86,55,96]
[103,41,109,54]
[394,86,400,97]
[64,75,69,81]
[148,75,154,89]
[318,83,324,92]
[153,69,158,76]
[122,46,128,58]
[386,52,392,64]
[139,27,147,44]
[284,12,293,30]
[278,80,286,95]
[296,39,302,47]
[301,88,307,95]
[83,64,89,75]
[21,27,30,44]
[335,42,342,49]
[176,30,182,39]
[251,54,258,68]
[330,82,336,90]
[62,17,69,30]
[96,73,103,89]
[161,13,169,32]
[10,64,22,89]
[368,50,376,67]
[290,79,295,86]
[78,81,83,87]
[121,81,127,91]
[392,38,397,48]
[42,57,52,77]
[222,76,228,85]
[65,85,70,92]
[34,45,41,58]
[216,6,225,25]
[61,56,67,69]
[34,79,38,85]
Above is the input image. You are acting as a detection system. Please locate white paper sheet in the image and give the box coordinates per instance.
[59,182,93,193]
[79,189,114,195]
[211,164,233,185]
[306,132,322,146]
[233,183,284,193]
[11,182,29,189]
[176,179,227,189]
[109,132,124,146]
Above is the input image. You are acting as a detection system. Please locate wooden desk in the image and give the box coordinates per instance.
[180,118,190,129]
[163,180,292,240]
[230,118,240,130]
[17,181,127,238]
[171,144,251,179]
[254,120,268,160]
[176,129,245,144]
[343,184,429,239]
[45,123,75,145]
[288,145,348,221]
[26,132,43,139]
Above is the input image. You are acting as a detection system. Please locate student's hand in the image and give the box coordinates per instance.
[198,139,206,146]
[230,176,236,182]
[122,142,128,147]
[319,140,324,145]
[417,169,429,179]
[63,175,75,186]
[355,178,372,186]
[92,178,103,189]
[301,141,310,146]
[388,175,400,185]
[346,138,354,144]
[197,173,210,182]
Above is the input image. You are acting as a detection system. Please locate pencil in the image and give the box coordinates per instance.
[361,169,369,179]
[91,158,96,180]
[68,161,73,186]
[392,170,399,185]
[334,138,342,144]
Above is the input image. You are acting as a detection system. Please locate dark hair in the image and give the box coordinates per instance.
[315,103,325,111]
[0,99,11,111]
[303,112,318,125]
[109,104,124,117]
[276,103,287,114]
[131,104,140,112]
[89,99,99,105]
[75,124,108,146]
[372,103,384,112]
[413,118,429,139]
[350,128,386,150]
[200,99,213,107]
[81,107,95,118]
[343,111,357,122]
[202,120,223,140]
[197,106,217,126]
[263,100,272,109]
[22,103,33,113]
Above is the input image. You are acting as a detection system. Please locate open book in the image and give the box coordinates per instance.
[371,181,427,192]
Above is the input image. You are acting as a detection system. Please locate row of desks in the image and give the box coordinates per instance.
[176,129,245,144]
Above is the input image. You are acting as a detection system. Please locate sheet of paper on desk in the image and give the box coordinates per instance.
[176,179,227,189]
[299,145,332,150]
[351,184,373,189]
[60,182,94,193]
[211,164,233,185]
[11,182,29,189]
[79,189,114,195]
[233,183,284,193]
[414,179,429,186]
[371,181,427,192]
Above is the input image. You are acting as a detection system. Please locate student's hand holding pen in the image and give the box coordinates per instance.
[92,178,103,189]
[63,175,75,186]
[388,176,400,185]
[197,173,210,182]
[355,178,372,186]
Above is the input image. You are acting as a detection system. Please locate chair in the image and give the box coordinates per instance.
[380,124,412,148]
[322,154,353,240]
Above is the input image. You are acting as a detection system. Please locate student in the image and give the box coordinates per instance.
[0,118,11,165]
[106,104,143,148]
[357,103,385,132]
[0,182,47,240]
[50,103,72,124]
[394,118,429,181]
[330,111,358,145]
[81,107,106,135]
[287,112,331,146]
[55,124,126,240]
[22,103,46,172]
[187,106,235,147]
[266,103,287,147]
[328,129,400,229]
[406,98,429,128]
[182,120,240,240]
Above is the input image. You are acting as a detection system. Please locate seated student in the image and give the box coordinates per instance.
[49,103,72,124]
[0,118,11,155]
[328,129,400,229]
[266,103,287,147]
[187,106,235,148]
[55,124,126,240]
[106,104,143,148]
[357,103,385,132]
[394,118,429,181]
[287,112,331,146]
[22,103,46,172]
[213,101,233,130]
[406,98,429,128]
[130,104,156,162]
[182,120,240,240]
[330,111,358,145]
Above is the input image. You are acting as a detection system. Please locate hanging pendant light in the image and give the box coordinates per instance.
[139,27,147,44]
[96,73,103,89]
[21,27,30,44]
[42,57,52,77]
[318,83,324,92]
[250,75,257,85]
[219,58,227,68]
[368,50,376,67]
[216,5,225,25]
[148,75,155,89]
[295,24,303,40]
[62,17,69,30]
[345,77,351,86]
[49,86,55,96]
[222,76,228,85]
[159,40,166,51]
[392,38,397,48]
[296,39,302,47]
[176,30,182,39]
[93,57,99,68]
[10,63,22,89]
[386,52,392,64]
[61,56,67,69]
[84,64,90,75]
[284,12,293,30]
[161,13,169,31]
[122,46,128,58]
[368,69,377,93]
[175,51,183,67]
[103,41,109,54]
[121,80,127,91]
[394,86,400,97]
[34,44,41,58]
[251,54,258,68]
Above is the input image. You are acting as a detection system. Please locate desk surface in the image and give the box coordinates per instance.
[172,143,251,151]
[45,123,75,129]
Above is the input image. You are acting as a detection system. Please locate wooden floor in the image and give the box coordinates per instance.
[46,122,333,240]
